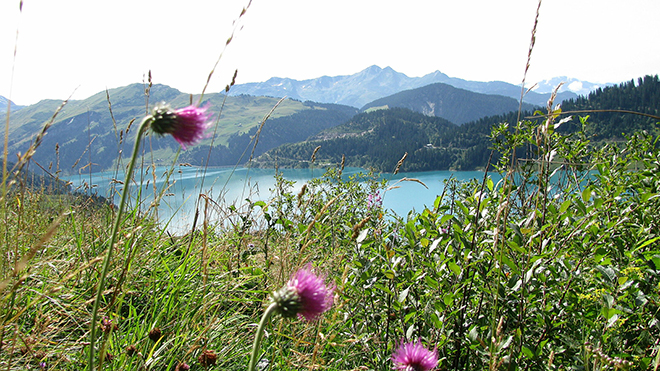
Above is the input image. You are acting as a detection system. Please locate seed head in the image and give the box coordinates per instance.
[100,317,117,334]
[148,327,163,342]
[125,344,138,357]
[198,349,217,367]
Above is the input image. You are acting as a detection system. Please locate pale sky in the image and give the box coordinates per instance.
[1,0,659,106]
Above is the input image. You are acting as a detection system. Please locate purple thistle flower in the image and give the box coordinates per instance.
[367,191,383,210]
[391,340,439,371]
[148,104,212,149]
[271,264,334,321]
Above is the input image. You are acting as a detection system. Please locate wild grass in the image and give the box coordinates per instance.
[2,1,660,370]
[3,118,659,370]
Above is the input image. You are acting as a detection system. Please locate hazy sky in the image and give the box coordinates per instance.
[1,0,659,105]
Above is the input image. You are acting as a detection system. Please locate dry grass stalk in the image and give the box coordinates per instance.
[339,154,346,177]
[311,146,321,164]
[393,152,408,174]
[297,183,308,207]
[516,0,542,124]
[249,97,286,163]
[12,97,70,179]
[351,217,371,240]
[0,211,68,293]
[301,194,341,252]
[198,1,252,104]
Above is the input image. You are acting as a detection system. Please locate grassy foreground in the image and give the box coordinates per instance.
[0,103,659,371]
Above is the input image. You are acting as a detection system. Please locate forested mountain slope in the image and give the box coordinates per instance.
[255,75,660,172]
[254,108,461,172]
[360,83,537,125]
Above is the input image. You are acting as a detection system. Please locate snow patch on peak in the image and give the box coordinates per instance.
[567,81,583,93]
[532,77,612,97]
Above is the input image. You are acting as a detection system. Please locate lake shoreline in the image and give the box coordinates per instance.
[63,166,495,234]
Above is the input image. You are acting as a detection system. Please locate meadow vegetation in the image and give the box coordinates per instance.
[1,93,659,370]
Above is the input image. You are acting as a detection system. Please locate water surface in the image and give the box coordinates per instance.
[64,166,496,233]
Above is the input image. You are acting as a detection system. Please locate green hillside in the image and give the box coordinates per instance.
[254,108,460,172]
[4,84,350,174]
[360,82,537,125]
[177,102,358,167]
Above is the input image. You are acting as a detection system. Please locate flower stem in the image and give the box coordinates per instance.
[248,302,279,371]
[88,117,150,371]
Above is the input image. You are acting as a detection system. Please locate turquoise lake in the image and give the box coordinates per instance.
[64,166,498,234]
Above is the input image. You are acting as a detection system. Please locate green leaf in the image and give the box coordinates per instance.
[356,229,369,243]
[397,287,410,303]
[603,293,615,309]
[651,256,660,272]
[522,346,535,359]
[448,261,461,276]
[433,195,443,210]
[593,197,603,210]
[468,326,479,342]
[635,291,648,306]
[440,214,454,224]
[582,186,592,203]
[501,255,519,275]
[508,240,527,254]
[429,238,441,254]
[406,324,415,338]
[635,236,660,252]
[596,265,616,282]
[498,336,513,351]
[425,275,438,289]
[374,283,391,294]
[641,192,659,203]
[404,311,416,323]
[430,312,443,328]
[606,313,619,327]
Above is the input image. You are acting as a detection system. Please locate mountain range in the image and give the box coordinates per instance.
[0,96,22,113]
[2,78,539,175]
[228,65,592,108]
[2,66,607,112]
[2,67,646,176]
